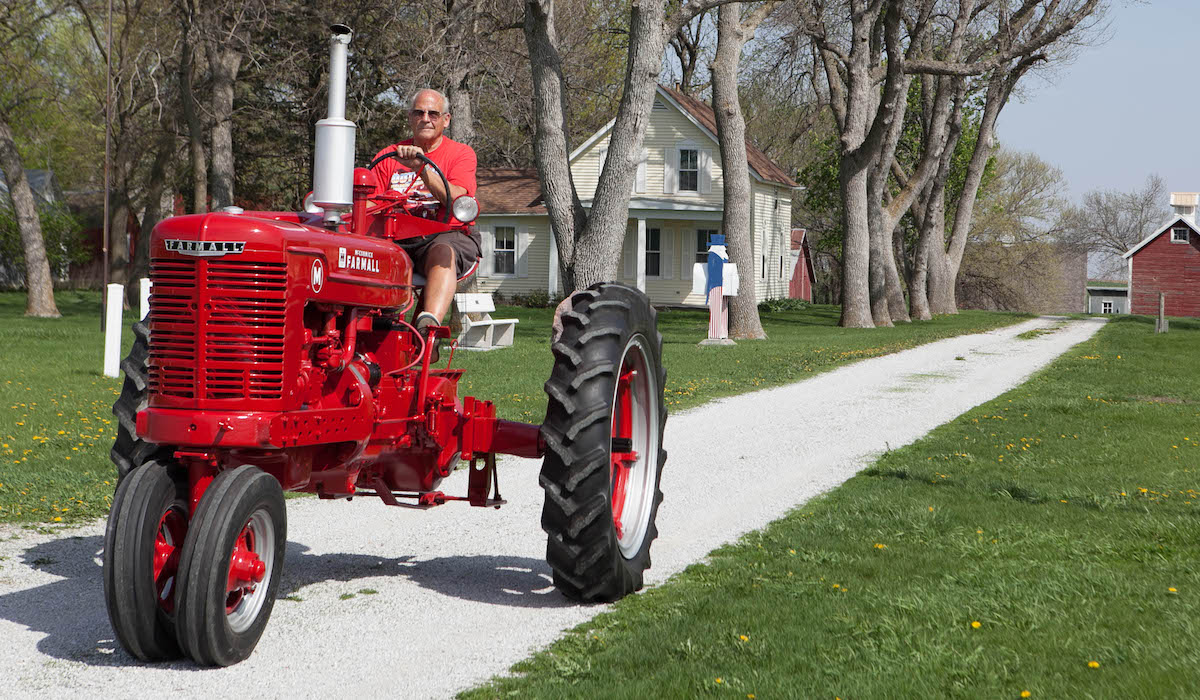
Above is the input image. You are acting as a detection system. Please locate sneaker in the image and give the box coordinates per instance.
[415,312,441,364]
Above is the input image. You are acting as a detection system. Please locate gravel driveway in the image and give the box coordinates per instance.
[0,316,1105,698]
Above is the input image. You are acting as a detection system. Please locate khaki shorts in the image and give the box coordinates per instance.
[397,228,482,278]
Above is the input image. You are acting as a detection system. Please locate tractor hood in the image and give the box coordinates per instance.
[151,212,413,309]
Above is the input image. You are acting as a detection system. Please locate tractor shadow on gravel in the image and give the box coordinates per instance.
[278,545,574,610]
[0,535,189,668]
[0,535,572,668]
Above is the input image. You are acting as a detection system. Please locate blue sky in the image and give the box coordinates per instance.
[1001,0,1200,202]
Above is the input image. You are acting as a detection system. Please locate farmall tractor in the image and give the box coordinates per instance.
[103,25,666,667]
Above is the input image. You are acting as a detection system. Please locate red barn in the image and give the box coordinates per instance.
[789,228,816,301]
[1123,192,1200,318]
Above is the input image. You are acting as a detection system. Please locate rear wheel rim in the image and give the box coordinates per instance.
[609,334,659,559]
[225,509,274,634]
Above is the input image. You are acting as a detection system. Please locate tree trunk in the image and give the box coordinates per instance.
[0,119,59,318]
[208,43,241,210]
[446,0,479,146]
[108,183,132,289]
[448,75,475,145]
[130,133,176,304]
[527,0,731,292]
[838,155,873,328]
[866,200,893,327]
[524,0,586,294]
[571,1,670,289]
[712,3,767,340]
[180,32,207,214]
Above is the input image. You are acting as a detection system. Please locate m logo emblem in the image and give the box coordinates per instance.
[311,258,324,293]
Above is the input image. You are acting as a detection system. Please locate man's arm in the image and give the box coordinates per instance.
[391,144,473,206]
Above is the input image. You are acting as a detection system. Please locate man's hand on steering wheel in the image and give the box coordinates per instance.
[367,149,454,224]
[390,144,426,171]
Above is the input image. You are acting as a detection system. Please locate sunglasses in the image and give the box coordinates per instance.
[410,109,443,120]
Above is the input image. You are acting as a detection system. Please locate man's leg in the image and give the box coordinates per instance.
[421,242,457,322]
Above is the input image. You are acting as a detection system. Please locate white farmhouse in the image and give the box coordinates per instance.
[472,85,800,306]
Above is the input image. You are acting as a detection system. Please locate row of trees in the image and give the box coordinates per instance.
[4,0,1121,333]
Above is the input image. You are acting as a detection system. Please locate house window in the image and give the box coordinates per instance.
[679,149,699,191]
[1102,301,1113,314]
[696,229,717,263]
[646,228,661,277]
[493,226,516,275]
[1172,227,1189,243]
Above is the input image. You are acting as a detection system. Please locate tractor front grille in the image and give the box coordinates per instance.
[148,259,198,398]
[203,261,287,400]
[149,256,288,403]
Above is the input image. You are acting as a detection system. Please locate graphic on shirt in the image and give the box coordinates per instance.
[390,170,440,218]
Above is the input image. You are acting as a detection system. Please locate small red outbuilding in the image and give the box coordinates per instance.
[1123,193,1200,318]
[789,228,816,302]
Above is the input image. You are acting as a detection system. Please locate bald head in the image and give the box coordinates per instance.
[411,89,450,114]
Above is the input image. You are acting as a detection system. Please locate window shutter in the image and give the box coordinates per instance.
[480,229,493,277]
[699,149,712,194]
[635,148,648,194]
[623,229,635,278]
[664,148,678,194]
[517,226,529,278]
[681,232,692,280]
[661,229,674,279]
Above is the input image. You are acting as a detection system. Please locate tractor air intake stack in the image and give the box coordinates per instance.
[312,24,356,225]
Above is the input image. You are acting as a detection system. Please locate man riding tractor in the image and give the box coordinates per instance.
[369,88,479,359]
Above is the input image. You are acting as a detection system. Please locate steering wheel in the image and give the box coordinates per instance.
[367,149,453,224]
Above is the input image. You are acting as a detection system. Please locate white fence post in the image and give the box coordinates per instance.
[104,283,124,378]
[139,277,152,321]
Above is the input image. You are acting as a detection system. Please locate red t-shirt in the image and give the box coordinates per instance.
[370,137,477,226]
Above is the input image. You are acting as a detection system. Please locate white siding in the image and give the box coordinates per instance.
[751,182,791,302]
[572,104,726,208]
[474,216,555,297]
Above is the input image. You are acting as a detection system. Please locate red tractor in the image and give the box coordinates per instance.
[103,25,666,667]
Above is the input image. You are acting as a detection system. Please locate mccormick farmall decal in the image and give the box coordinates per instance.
[165,239,247,256]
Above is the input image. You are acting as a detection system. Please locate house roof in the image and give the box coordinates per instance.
[567,85,800,189]
[476,168,546,216]
[790,228,808,250]
[1122,216,1197,258]
[657,86,798,189]
[0,168,63,207]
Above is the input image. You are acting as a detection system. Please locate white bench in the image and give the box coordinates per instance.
[453,293,519,350]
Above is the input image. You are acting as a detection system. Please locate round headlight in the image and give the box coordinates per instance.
[451,195,479,224]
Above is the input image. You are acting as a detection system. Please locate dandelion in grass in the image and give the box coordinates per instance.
[715,678,723,684]
[739,635,749,642]
[1087,661,1100,669]
[971,621,981,629]
[874,543,886,549]
[1169,587,1177,593]
[928,506,934,512]
[1021,692,1031,698]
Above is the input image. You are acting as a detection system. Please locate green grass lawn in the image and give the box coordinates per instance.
[462,314,1200,699]
[0,289,1024,525]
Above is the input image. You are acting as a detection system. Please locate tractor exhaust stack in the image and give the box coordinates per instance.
[312,24,356,223]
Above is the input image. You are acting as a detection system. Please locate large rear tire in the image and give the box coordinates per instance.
[540,282,667,602]
[111,319,170,482]
[103,460,188,661]
[174,465,286,666]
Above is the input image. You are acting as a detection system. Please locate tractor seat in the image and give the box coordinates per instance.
[411,257,479,288]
